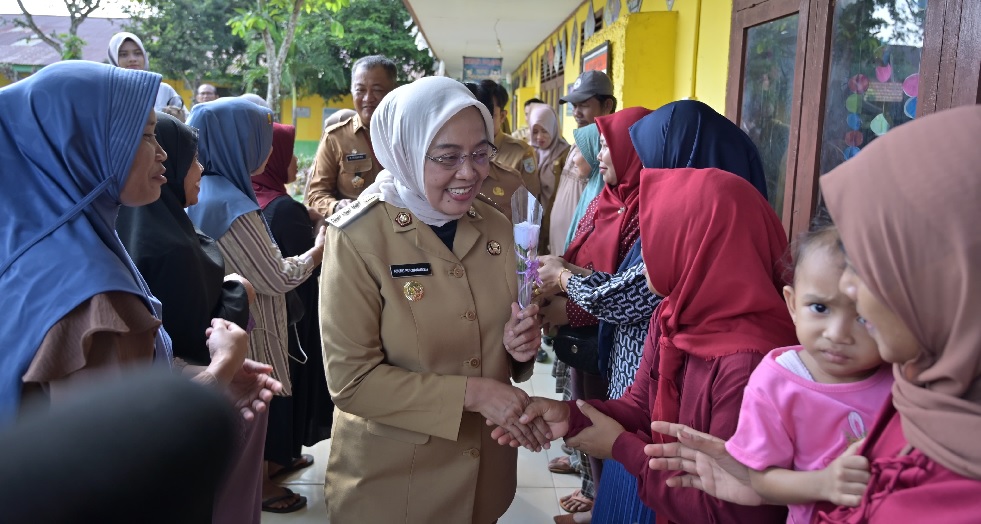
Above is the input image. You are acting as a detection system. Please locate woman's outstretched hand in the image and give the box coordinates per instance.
[490,397,570,450]
[466,378,551,450]
[226,359,283,422]
[645,421,764,506]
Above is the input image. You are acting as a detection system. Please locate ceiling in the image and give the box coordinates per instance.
[403,0,581,79]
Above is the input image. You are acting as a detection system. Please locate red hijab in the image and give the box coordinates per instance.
[640,167,797,441]
[251,123,296,209]
[563,107,651,273]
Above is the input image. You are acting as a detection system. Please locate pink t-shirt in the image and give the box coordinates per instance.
[726,346,894,524]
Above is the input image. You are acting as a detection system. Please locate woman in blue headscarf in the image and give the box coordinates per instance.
[185,97,325,513]
[0,61,281,431]
[536,99,769,524]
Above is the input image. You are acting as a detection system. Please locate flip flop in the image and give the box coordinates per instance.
[261,488,307,514]
[548,455,577,475]
[270,453,314,480]
[558,489,594,513]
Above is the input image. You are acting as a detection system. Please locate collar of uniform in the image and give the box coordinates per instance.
[486,162,504,181]
[385,203,418,233]
[352,113,367,134]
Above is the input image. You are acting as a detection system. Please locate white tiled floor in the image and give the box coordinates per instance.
[263,348,580,523]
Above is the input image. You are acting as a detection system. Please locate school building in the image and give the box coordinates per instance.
[405,0,980,237]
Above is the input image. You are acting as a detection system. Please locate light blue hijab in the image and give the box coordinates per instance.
[564,124,603,250]
[185,97,274,239]
[0,61,172,425]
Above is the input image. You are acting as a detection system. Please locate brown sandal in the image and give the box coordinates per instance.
[558,489,594,513]
[548,455,577,475]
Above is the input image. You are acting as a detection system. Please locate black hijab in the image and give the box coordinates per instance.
[117,112,248,364]
[628,100,769,200]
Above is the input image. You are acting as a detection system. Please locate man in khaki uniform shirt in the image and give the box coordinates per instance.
[305,55,396,216]
[489,84,541,197]
[466,80,539,219]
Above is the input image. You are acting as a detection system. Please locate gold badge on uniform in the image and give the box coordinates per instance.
[486,240,502,256]
[395,212,412,227]
[403,280,425,301]
[352,174,365,189]
[492,186,505,196]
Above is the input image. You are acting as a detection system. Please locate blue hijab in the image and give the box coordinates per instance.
[185,97,274,239]
[628,100,768,199]
[564,123,603,251]
[0,61,171,424]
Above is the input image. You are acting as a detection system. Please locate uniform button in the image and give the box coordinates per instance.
[464,448,480,459]
[465,310,477,321]
[468,357,480,368]
[450,265,465,278]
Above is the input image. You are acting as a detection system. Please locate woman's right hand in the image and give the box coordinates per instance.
[465,378,552,450]
[202,318,249,386]
[490,397,571,450]
[645,421,765,506]
[535,255,567,297]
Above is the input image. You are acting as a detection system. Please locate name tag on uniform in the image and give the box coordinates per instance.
[390,263,432,278]
[345,153,368,161]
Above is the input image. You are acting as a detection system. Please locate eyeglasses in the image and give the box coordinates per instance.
[166,95,185,110]
[425,145,498,170]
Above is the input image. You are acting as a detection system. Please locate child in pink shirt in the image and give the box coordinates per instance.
[725,220,893,524]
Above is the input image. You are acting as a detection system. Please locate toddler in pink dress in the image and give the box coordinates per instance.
[726,220,892,524]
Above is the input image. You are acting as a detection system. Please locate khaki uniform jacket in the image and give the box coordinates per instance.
[305,114,382,217]
[479,161,526,221]
[320,197,534,524]
[494,131,541,200]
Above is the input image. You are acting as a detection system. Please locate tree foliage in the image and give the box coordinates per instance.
[291,0,436,101]
[13,0,100,59]
[124,0,250,90]
[228,0,348,117]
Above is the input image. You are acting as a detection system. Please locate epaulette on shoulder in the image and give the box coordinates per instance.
[327,194,380,228]
[323,115,355,135]
[474,194,508,220]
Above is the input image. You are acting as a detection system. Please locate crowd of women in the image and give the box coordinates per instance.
[0,29,978,524]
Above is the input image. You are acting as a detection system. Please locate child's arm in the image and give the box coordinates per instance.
[748,440,870,507]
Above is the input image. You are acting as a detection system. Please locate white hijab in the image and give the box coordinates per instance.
[361,76,494,226]
[108,32,180,113]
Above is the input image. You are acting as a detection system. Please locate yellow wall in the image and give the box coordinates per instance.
[281,94,355,155]
[511,0,732,142]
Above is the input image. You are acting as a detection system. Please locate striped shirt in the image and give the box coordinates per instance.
[216,210,317,395]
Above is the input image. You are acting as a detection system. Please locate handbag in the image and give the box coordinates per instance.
[284,289,305,326]
[552,325,600,375]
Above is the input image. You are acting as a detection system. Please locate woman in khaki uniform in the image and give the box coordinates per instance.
[320,77,547,523]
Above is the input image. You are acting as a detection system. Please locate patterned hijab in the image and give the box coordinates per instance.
[821,105,981,479]
[0,61,167,424]
[360,76,494,226]
[252,123,297,210]
[185,97,274,239]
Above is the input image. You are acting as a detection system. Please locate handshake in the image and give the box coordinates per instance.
[473,386,628,460]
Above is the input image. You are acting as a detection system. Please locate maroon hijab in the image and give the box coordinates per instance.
[251,123,296,209]
[641,168,797,442]
[563,107,651,273]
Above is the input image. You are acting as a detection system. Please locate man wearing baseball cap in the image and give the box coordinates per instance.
[560,70,617,127]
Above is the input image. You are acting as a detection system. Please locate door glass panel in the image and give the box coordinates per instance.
[819,0,927,176]
[739,14,800,214]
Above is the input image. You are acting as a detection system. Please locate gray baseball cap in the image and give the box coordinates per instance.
[560,70,614,104]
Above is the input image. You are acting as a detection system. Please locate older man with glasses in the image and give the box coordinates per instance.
[195,84,218,104]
